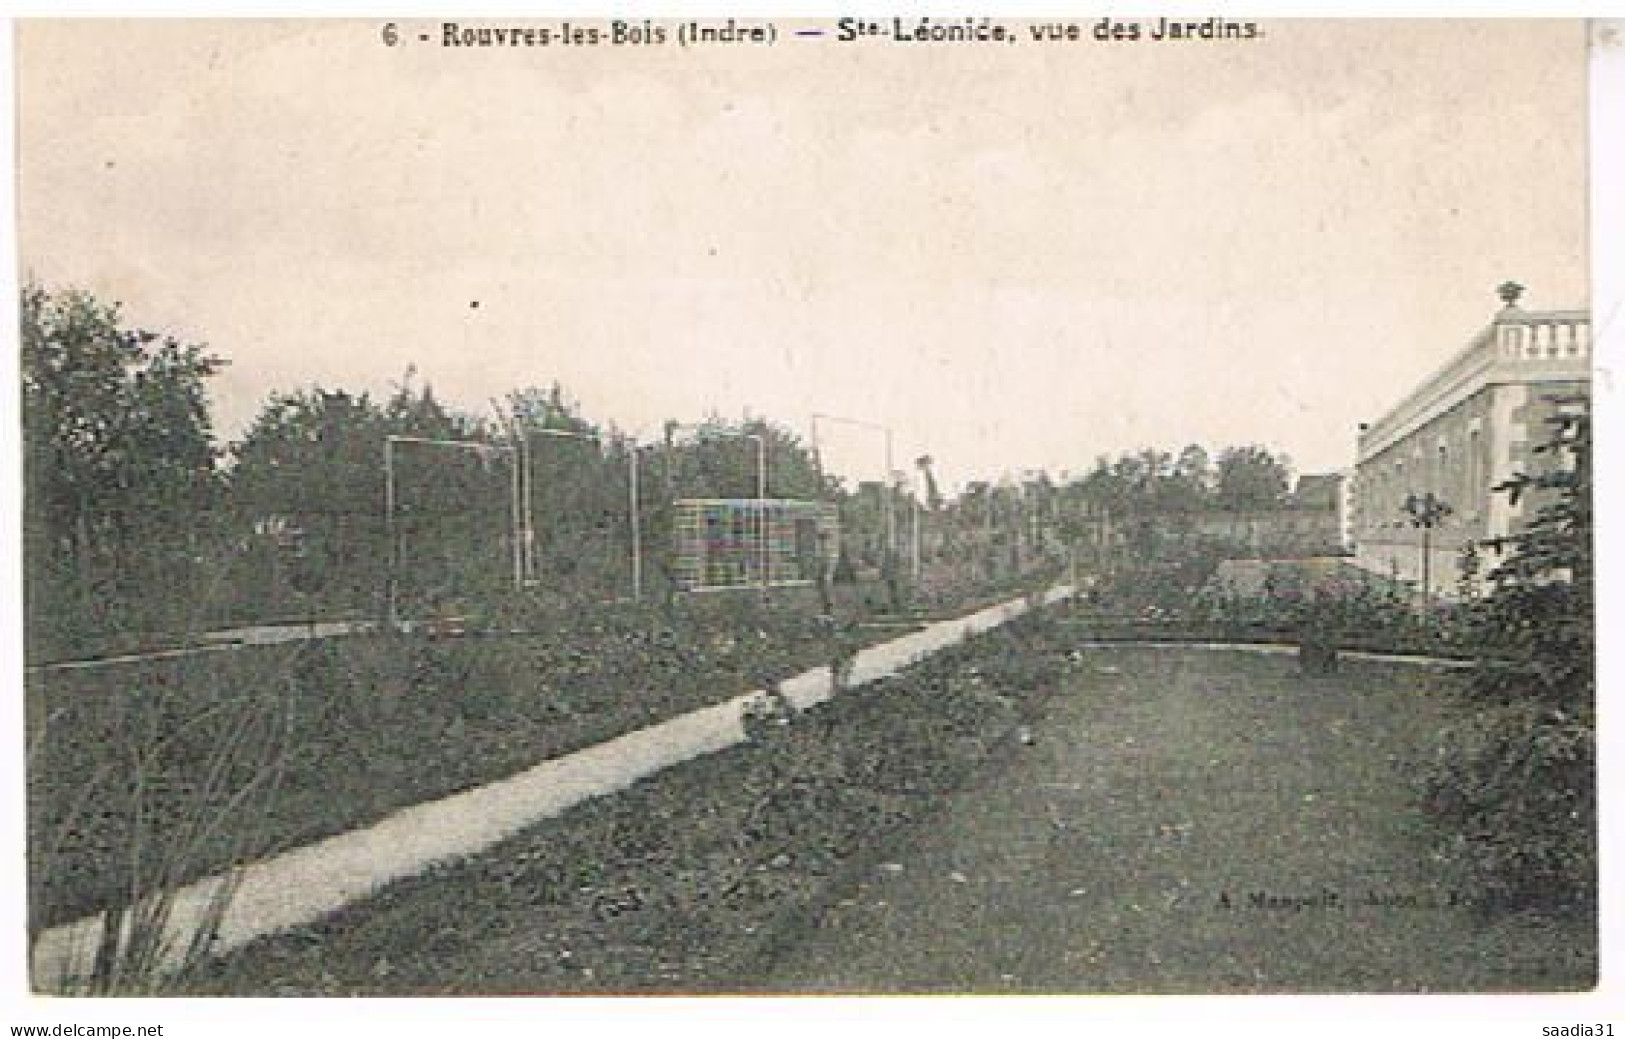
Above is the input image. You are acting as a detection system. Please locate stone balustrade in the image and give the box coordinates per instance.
[1495,310,1590,361]
[1358,308,1590,461]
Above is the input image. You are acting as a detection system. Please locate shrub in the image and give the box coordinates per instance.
[29,652,299,994]
[1423,699,1594,910]
[1422,395,1594,911]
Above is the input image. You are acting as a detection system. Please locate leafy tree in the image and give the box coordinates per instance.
[1473,394,1592,703]
[502,384,628,597]
[653,414,829,504]
[1424,394,1593,910]
[1074,455,1129,517]
[228,378,503,617]
[1214,444,1291,510]
[21,287,224,651]
[1166,444,1214,513]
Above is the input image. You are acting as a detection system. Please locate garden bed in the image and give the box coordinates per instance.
[25,596,924,935]
[1053,614,1477,661]
[169,612,1077,995]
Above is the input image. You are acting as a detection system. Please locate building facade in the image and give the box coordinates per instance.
[1351,289,1590,597]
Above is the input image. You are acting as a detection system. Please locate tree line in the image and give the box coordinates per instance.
[22,285,1302,658]
[21,288,831,657]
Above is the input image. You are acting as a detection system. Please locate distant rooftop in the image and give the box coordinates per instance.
[1292,473,1344,510]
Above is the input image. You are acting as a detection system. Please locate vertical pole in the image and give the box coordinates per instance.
[384,437,398,629]
[810,417,832,609]
[510,442,523,591]
[883,428,895,565]
[750,435,770,598]
[1421,522,1431,612]
[911,487,921,584]
[521,433,535,584]
[629,444,642,603]
[756,434,767,502]
[809,416,820,482]
[758,434,768,595]
[985,491,994,579]
[490,400,528,592]
[662,425,676,608]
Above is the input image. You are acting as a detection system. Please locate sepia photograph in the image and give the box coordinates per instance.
[8,12,1609,1011]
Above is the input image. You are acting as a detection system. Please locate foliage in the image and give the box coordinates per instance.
[1084,535,1239,617]
[26,592,918,936]
[1424,699,1593,912]
[1076,546,1468,657]
[27,650,298,994]
[655,414,830,503]
[1214,444,1292,510]
[21,287,223,534]
[178,608,1076,994]
[228,377,511,619]
[1423,395,1594,910]
[22,286,226,655]
[1455,542,1483,603]
[1050,442,1301,576]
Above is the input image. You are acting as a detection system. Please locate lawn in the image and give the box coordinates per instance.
[764,646,1595,993]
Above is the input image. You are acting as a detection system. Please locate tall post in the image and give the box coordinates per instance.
[809,417,820,483]
[756,433,767,502]
[1404,491,1451,614]
[809,418,832,613]
[1421,523,1431,611]
[748,432,768,597]
[984,490,994,579]
[663,424,676,607]
[490,399,526,592]
[629,443,642,603]
[809,412,894,600]
[761,436,769,597]
[883,427,896,571]
[509,439,524,591]
[385,436,398,629]
[911,488,921,585]
[521,432,536,584]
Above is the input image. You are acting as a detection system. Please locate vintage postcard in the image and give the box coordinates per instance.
[8,12,1610,1025]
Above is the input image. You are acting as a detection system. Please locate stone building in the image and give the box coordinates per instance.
[1351,286,1590,597]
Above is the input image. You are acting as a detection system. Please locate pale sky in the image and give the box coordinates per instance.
[16,18,1588,491]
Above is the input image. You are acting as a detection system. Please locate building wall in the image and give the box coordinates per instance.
[1354,383,1497,591]
[1186,509,1344,559]
[1351,301,1589,598]
[1335,468,1356,553]
[1506,381,1590,513]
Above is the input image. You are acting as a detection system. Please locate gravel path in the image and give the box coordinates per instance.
[762,646,1595,993]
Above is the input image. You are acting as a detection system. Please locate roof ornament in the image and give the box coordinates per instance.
[1497,280,1526,308]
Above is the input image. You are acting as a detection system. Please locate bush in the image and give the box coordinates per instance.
[1423,699,1594,911]
[1422,396,1594,912]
